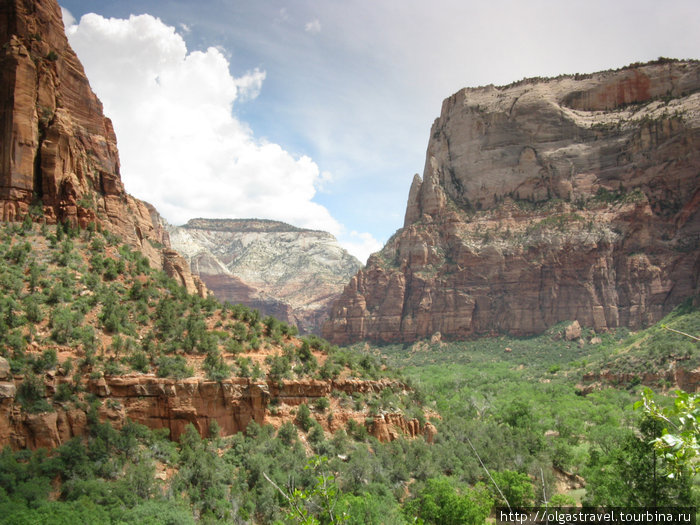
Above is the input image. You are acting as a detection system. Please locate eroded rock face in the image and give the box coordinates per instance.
[0,0,205,294]
[324,60,700,344]
[0,374,430,449]
[168,219,362,333]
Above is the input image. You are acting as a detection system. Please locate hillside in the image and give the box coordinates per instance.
[0,220,428,450]
[168,218,361,334]
[2,231,695,521]
[324,59,700,344]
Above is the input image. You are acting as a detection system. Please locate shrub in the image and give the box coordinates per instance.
[203,349,230,381]
[314,397,330,413]
[296,403,313,432]
[16,372,52,413]
[156,356,193,379]
[404,477,493,525]
[128,351,150,373]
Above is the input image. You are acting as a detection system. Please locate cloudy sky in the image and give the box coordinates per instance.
[59,0,699,262]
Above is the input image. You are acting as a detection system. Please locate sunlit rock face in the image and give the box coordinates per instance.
[324,60,700,344]
[0,0,205,292]
[169,219,362,334]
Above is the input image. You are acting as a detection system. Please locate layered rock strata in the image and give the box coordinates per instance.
[169,219,362,333]
[0,359,432,449]
[324,60,700,344]
[0,0,205,293]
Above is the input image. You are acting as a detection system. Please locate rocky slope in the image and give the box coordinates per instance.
[324,59,700,344]
[0,356,435,449]
[169,219,362,333]
[0,0,205,295]
[0,0,435,454]
[0,220,432,449]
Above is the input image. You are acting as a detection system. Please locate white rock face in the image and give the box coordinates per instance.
[169,219,362,333]
[417,60,700,218]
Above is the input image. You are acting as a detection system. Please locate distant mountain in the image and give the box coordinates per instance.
[169,218,362,333]
[324,59,700,344]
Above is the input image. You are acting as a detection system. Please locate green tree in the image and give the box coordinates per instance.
[636,388,699,477]
[490,470,534,508]
[265,456,348,525]
[583,416,692,506]
[403,477,493,525]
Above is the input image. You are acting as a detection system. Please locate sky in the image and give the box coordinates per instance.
[58,0,700,263]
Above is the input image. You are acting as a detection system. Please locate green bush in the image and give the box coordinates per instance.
[404,477,493,525]
[156,356,193,379]
[15,372,52,413]
[296,403,313,432]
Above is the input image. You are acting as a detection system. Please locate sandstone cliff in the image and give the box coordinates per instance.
[169,219,362,333]
[0,357,433,449]
[0,0,205,294]
[324,60,700,344]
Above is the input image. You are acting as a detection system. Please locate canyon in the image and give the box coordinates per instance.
[0,0,428,449]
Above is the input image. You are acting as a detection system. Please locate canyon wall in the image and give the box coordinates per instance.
[0,0,205,292]
[0,357,434,449]
[324,60,700,344]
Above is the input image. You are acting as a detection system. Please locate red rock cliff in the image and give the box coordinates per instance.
[324,60,700,344]
[0,357,431,449]
[0,0,205,292]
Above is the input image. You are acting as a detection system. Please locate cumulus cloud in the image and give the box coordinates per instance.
[60,7,75,28]
[339,231,383,265]
[63,12,358,245]
[304,18,321,34]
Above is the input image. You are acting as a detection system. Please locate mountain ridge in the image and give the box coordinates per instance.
[169,218,362,334]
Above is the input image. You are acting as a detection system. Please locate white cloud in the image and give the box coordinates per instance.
[63,12,373,251]
[60,7,75,28]
[304,18,321,34]
[339,231,382,265]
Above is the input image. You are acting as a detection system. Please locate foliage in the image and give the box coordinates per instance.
[583,416,693,506]
[636,388,700,477]
[403,477,493,525]
[269,456,348,525]
[489,470,534,508]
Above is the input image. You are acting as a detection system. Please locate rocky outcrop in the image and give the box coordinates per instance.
[0,0,205,294]
[581,367,700,393]
[0,365,431,449]
[169,219,362,333]
[162,249,208,297]
[324,60,700,344]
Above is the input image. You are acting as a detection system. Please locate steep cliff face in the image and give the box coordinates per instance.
[324,60,700,344]
[0,0,205,293]
[169,219,362,333]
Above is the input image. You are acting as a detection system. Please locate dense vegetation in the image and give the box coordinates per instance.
[0,219,698,523]
[0,219,392,388]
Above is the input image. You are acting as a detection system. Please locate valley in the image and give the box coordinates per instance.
[0,0,698,523]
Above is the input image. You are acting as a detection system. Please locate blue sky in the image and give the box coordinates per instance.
[59,0,700,262]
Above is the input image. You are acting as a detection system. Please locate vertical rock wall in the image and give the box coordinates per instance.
[324,60,700,344]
